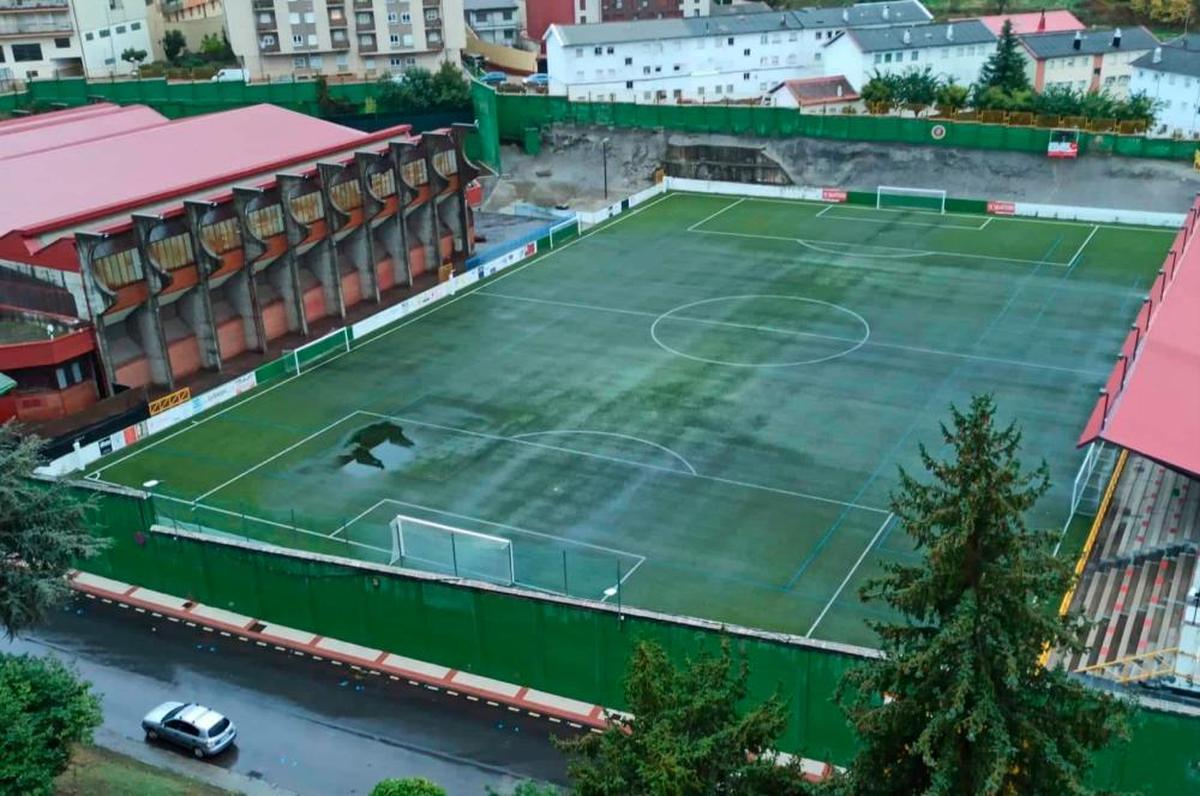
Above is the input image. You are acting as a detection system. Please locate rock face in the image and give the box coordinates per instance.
[486,125,1200,214]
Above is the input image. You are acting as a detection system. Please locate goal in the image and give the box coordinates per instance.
[876,185,947,214]
[284,327,351,376]
[389,514,515,585]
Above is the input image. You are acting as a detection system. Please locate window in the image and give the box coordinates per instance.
[715,85,722,94]
[884,53,892,63]
[743,48,750,56]
[115,25,126,34]
[594,46,602,55]
[388,11,398,22]
[293,55,307,67]
[673,89,681,98]
[12,43,42,61]
[624,56,631,65]
[625,80,633,88]
[309,55,322,67]
[606,46,614,54]
[103,57,115,65]
[643,66,650,74]
[910,51,918,61]
[874,53,881,64]
[403,34,413,46]
[743,72,749,80]
[771,55,778,65]
[292,34,303,45]
[760,34,767,44]
[55,37,70,48]
[502,10,513,20]
[390,34,399,45]
[289,12,300,24]
[654,65,661,72]
[85,32,94,41]
[389,56,403,66]
[99,29,110,38]
[697,86,704,95]
[814,52,821,62]
[130,22,141,31]
[726,84,732,93]
[401,12,411,23]
[307,33,317,45]
[304,11,315,23]
[673,63,679,71]
[364,57,376,69]
[727,37,734,45]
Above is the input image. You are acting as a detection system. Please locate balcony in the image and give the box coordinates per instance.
[422,0,439,7]
[331,32,350,50]
[353,0,373,8]
[0,1,69,11]
[258,36,280,53]
[328,10,347,27]
[252,0,274,10]
[358,33,377,53]
[0,16,71,35]
[256,12,276,31]
[355,11,374,27]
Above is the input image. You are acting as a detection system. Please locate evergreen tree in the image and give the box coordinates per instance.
[834,395,1129,796]
[0,424,105,638]
[558,640,810,796]
[976,20,1030,94]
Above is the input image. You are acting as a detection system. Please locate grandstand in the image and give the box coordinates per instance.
[1052,454,1200,690]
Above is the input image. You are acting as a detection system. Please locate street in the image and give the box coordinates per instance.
[2,595,577,795]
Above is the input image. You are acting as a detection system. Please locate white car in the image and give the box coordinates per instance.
[142,701,237,758]
[211,68,247,83]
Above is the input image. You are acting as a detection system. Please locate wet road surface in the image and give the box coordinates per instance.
[2,595,577,795]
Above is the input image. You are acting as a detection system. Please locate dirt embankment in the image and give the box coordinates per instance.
[483,125,1200,214]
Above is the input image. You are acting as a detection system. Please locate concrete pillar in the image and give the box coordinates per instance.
[183,200,227,371]
[130,217,175,390]
[74,232,118,396]
[319,160,377,309]
[394,139,435,280]
[386,142,418,288]
[354,150,389,303]
[279,172,342,323]
[231,187,271,352]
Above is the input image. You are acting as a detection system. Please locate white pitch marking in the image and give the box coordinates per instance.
[815,204,834,218]
[686,197,745,231]
[805,512,894,638]
[512,430,698,476]
[1068,224,1101,269]
[191,412,361,503]
[600,556,647,602]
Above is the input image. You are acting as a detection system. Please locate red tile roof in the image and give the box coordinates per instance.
[974,10,1084,36]
[0,103,167,161]
[773,76,859,106]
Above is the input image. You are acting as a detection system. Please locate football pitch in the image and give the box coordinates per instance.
[85,191,1175,648]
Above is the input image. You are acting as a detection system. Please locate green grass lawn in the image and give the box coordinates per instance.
[88,192,1173,647]
[56,745,233,796]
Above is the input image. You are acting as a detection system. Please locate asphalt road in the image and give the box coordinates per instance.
[2,595,577,795]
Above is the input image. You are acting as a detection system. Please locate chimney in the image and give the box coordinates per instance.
[1037,9,1046,32]
[1113,28,1122,48]
[836,83,844,97]
[946,24,954,42]
[1073,31,1082,51]
[882,5,890,20]
[902,29,911,45]
[842,8,849,22]
[1153,46,1163,63]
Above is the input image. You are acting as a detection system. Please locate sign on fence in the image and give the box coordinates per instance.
[822,189,848,203]
[148,387,191,416]
[987,201,1016,216]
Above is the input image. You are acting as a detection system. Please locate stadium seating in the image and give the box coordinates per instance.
[1052,455,1200,686]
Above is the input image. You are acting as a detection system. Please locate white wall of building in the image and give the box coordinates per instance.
[547,26,836,103]
[73,0,153,78]
[1131,65,1200,137]
[823,32,992,91]
[0,5,82,83]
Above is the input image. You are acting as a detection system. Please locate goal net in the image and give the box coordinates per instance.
[284,327,351,376]
[877,185,947,214]
[389,514,515,585]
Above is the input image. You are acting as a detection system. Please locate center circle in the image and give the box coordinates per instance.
[649,295,870,368]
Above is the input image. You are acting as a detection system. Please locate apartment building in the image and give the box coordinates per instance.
[1020,26,1158,99]
[74,0,154,78]
[228,0,466,81]
[545,0,932,103]
[822,20,997,91]
[1131,36,1200,138]
[147,1,228,64]
[0,0,81,84]
[464,0,518,45]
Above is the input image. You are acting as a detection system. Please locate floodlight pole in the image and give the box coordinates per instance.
[601,138,611,200]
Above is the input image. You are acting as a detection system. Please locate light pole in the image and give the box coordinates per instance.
[601,137,611,200]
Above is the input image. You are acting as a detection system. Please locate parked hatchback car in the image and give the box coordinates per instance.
[142,702,237,758]
[522,73,549,88]
[480,71,508,86]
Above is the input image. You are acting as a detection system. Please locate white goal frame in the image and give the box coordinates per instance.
[389,514,515,585]
[285,327,351,376]
[876,185,948,214]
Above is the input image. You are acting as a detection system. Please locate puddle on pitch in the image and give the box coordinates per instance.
[336,421,416,475]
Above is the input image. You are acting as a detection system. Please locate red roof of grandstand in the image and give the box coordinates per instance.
[1080,211,1200,479]
[974,10,1084,35]
[0,104,369,242]
[0,103,167,161]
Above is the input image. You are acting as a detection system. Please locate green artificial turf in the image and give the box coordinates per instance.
[88,192,1174,647]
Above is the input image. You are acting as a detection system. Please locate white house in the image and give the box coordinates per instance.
[1019,27,1158,99]
[74,0,154,78]
[464,0,520,45]
[1131,36,1200,138]
[545,0,933,104]
[767,75,861,112]
[821,20,997,91]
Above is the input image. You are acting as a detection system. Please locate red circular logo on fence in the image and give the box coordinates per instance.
[931,124,947,140]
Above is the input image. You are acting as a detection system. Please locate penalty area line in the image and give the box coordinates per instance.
[804,512,895,638]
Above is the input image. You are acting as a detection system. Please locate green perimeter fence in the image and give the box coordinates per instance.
[72,484,1200,793]
[482,91,1200,163]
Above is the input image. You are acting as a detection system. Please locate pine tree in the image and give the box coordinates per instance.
[834,395,1129,796]
[557,640,810,796]
[976,20,1030,95]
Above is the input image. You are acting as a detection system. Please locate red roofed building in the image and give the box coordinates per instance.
[0,102,478,428]
[767,76,861,112]
[974,10,1084,36]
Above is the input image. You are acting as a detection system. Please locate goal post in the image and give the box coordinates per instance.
[389,514,515,585]
[285,326,351,376]
[876,185,948,214]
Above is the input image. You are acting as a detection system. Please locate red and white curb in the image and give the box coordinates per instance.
[68,570,835,781]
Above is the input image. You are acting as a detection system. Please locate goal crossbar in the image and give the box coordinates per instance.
[876,185,947,214]
[389,513,515,585]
